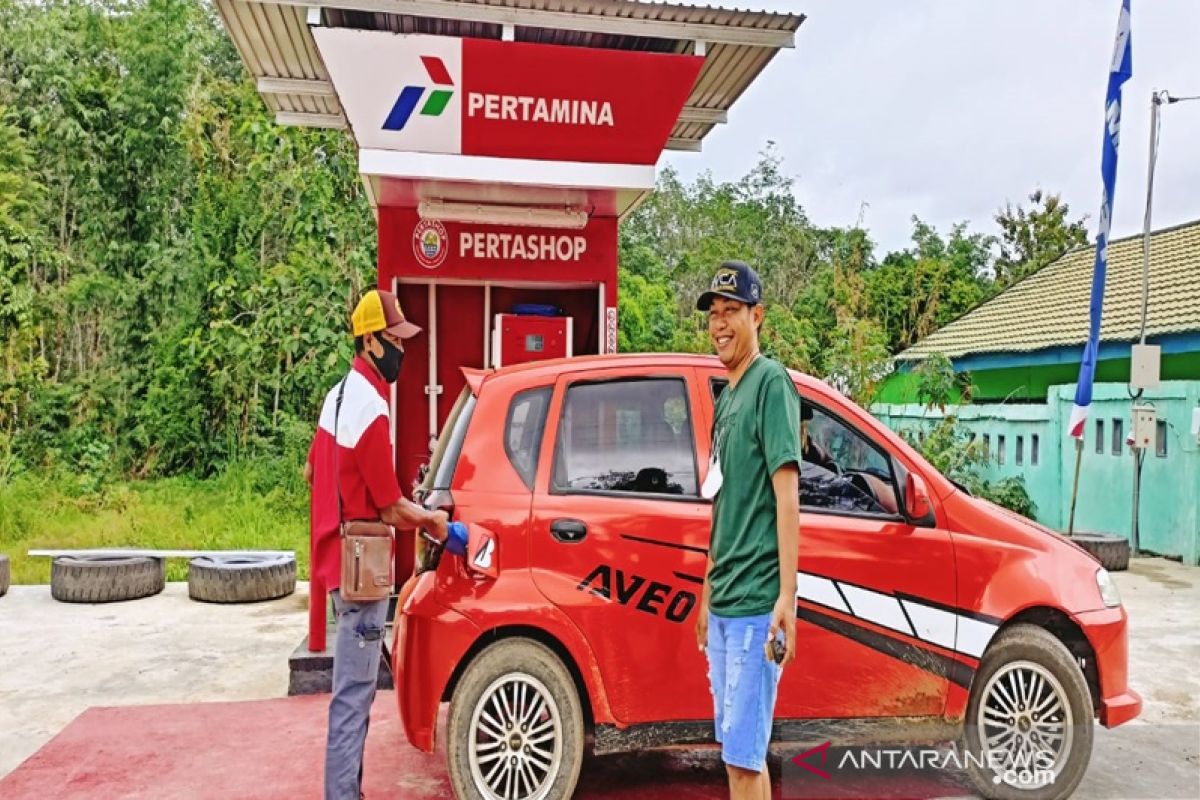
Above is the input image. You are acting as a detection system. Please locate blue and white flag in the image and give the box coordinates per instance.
[1070,0,1133,439]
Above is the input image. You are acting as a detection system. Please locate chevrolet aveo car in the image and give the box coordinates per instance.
[395,354,1140,800]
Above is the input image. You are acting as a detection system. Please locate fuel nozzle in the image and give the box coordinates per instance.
[445,520,469,556]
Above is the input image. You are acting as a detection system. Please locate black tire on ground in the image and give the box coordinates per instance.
[447,638,585,800]
[0,553,10,597]
[963,624,1094,800]
[50,555,165,603]
[1070,532,1131,571]
[187,554,296,603]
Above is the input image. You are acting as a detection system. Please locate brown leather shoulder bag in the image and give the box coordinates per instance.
[332,377,395,603]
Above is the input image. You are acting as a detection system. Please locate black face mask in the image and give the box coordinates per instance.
[371,336,404,384]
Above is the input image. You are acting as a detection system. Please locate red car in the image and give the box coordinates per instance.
[394,354,1140,800]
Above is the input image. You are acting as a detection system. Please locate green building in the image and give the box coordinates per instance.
[874,220,1200,565]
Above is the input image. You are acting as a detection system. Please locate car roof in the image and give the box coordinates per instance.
[463,353,831,395]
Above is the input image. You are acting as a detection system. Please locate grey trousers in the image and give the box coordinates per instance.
[324,589,388,800]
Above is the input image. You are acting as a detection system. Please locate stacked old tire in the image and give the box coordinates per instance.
[1071,532,1131,571]
[50,555,166,603]
[187,554,296,603]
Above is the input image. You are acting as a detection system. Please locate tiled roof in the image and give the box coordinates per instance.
[898,219,1200,360]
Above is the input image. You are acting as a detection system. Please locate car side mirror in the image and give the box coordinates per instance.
[904,472,934,525]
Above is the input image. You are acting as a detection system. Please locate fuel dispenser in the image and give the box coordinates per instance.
[493,308,573,368]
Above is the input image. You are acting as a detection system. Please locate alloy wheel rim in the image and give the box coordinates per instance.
[976,660,1074,790]
[468,672,563,800]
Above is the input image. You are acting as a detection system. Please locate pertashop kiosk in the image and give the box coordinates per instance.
[214,0,802,660]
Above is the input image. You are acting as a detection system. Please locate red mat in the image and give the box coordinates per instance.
[0,692,735,799]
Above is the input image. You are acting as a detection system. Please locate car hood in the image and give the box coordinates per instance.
[948,489,1102,566]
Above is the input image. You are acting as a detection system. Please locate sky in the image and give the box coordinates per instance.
[663,0,1200,256]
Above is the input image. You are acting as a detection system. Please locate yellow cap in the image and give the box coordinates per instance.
[351,290,421,339]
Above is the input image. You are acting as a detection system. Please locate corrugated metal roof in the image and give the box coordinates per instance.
[898,219,1200,361]
[214,0,803,143]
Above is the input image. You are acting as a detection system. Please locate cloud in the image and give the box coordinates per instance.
[665,0,1200,254]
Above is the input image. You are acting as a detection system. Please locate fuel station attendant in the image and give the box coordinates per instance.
[695,262,801,800]
[305,289,449,800]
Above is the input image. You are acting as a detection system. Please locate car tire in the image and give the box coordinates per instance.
[50,555,165,603]
[963,624,1094,800]
[447,638,585,800]
[1069,533,1130,571]
[187,554,297,603]
[0,553,10,597]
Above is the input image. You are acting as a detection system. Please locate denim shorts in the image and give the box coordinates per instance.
[706,610,783,772]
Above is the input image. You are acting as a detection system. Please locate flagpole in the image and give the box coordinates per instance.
[1065,0,1131,538]
[1067,437,1083,536]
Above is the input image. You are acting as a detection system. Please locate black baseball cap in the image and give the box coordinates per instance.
[696,260,764,311]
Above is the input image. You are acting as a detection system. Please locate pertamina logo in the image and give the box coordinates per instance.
[383,55,454,131]
[412,219,449,269]
[382,53,615,133]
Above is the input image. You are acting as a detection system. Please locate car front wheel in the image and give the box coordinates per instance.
[447,638,584,800]
[963,624,1094,800]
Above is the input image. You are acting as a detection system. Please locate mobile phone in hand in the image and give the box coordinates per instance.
[765,634,785,664]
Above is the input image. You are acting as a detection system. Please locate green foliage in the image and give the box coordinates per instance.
[904,357,1036,518]
[866,219,994,352]
[980,476,1037,518]
[912,352,975,410]
[0,1,1072,534]
[0,0,372,479]
[0,460,308,583]
[994,189,1088,289]
[902,417,1036,517]
[0,106,52,480]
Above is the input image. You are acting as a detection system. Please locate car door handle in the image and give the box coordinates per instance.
[550,519,588,543]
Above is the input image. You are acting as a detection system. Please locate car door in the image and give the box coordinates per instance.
[529,366,713,724]
[701,371,958,719]
[784,400,958,718]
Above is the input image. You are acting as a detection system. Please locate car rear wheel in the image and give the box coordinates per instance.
[963,624,1093,800]
[447,638,584,800]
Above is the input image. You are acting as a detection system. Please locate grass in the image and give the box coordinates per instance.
[0,460,309,584]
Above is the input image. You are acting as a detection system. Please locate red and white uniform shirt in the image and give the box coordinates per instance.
[308,356,402,591]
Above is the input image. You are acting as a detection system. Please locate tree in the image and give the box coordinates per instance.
[0,108,51,478]
[622,144,824,319]
[910,352,974,410]
[867,218,994,352]
[994,189,1088,288]
[0,0,374,479]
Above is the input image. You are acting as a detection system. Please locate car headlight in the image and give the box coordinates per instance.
[1096,568,1122,608]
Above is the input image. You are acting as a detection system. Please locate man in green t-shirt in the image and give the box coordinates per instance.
[695,260,801,799]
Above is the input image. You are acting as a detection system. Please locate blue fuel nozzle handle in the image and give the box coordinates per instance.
[445,521,469,556]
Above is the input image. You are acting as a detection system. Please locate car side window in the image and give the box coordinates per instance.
[505,387,552,491]
[553,377,698,496]
[802,404,900,517]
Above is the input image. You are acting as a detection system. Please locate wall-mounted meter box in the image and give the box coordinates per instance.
[1130,344,1161,391]
[1131,405,1156,450]
[493,314,572,368]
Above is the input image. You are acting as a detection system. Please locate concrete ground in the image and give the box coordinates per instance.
[0,582,310,777]
[0,559,1197,798]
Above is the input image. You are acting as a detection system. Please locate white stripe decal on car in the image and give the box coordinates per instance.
[955,616,1000,659]
[796,571,1000,661]
[899,598,958,651]
[837,583,916,638]
[795,573,850,614]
